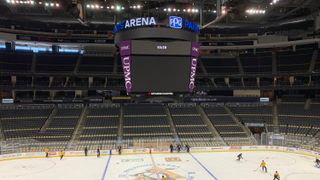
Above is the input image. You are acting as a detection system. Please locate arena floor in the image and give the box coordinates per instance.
[0,151,319,180]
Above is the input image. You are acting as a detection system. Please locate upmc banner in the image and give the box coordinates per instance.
[119,40,132,94]
[189,42,200,93]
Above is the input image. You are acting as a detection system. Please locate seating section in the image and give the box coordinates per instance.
[122,104,172,143]
[0,104,54,139]
[1,102,320,151]
[202,104,250,145]
[0,51,33,72]
[228,104,273,125]
[276,48,313,73]
[201,57,239,75]
[39,104,83,142]
[278,103,320,136]
[36,53,78,72]
[169,105,216,146]
[78,56,114,73]
[78,104,119,149]
[240,52,272,74]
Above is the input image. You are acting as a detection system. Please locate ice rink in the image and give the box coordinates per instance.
[0,151,319,180]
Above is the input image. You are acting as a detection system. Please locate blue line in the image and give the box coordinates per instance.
[189,153,219,180]
[101,155,112,180]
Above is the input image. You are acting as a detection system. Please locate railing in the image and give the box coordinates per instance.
[261,132,320,152]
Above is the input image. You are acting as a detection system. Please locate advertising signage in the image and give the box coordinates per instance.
[114,16,200,33]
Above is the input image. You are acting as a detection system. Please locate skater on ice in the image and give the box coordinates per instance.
[315,158,320,168]
[273,171,280,180]
[97,148,100,158]
[84,147,88,156]
[260,160,267,173]
[185,144,190,153]
[118,146,122,155]
[177,144,181,153]
[59,150,65,160]
[237,153,243,161]
[170,144,173,153]
[44,148,49,158]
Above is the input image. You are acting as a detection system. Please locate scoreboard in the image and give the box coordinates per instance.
[119,40,199,94]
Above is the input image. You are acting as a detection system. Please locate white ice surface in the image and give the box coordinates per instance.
[0,151,319,180]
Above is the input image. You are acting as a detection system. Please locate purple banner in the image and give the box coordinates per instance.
[189,42,199,93]
[191,42,200,57]
[121,56,132,94]
[189,57,198,93]
[119,40,131,56]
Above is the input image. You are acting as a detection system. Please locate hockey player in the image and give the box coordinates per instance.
[315,158,320,167]
[59,150,65,160]
[44,148,49,158]
[237,153,243,161]
[273,171,280,180]
[170,144,174,153]
[161,175,167,180]
[84,147,88,156]
[260,160,267,173]
[97,148,100,158]
[177,144,181,153]
[185,144,190,153]
[118,146,122,155]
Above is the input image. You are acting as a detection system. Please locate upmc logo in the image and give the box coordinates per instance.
[169,16,182,29]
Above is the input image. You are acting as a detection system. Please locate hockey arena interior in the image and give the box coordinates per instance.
[0,0,320,180]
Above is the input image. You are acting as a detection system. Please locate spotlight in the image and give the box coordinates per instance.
[116,5,121,11]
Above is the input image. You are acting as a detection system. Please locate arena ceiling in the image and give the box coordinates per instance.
[0,0,319,32]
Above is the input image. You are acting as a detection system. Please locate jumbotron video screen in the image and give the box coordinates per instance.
[119,40,198,94]
[131,55,191,92]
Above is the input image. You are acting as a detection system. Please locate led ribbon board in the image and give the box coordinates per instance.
[169,16,200,33]
[114,16,200,33]
[113,17,157,33]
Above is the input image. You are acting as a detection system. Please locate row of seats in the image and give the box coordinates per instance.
[1,48,315,74]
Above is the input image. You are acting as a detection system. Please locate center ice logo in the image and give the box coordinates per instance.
[119,164,195,179]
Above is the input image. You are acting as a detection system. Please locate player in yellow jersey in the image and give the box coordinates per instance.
[260,160,267,172]
[273,171,280,180]
[59,150,65,160]
[161,175,167,180]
